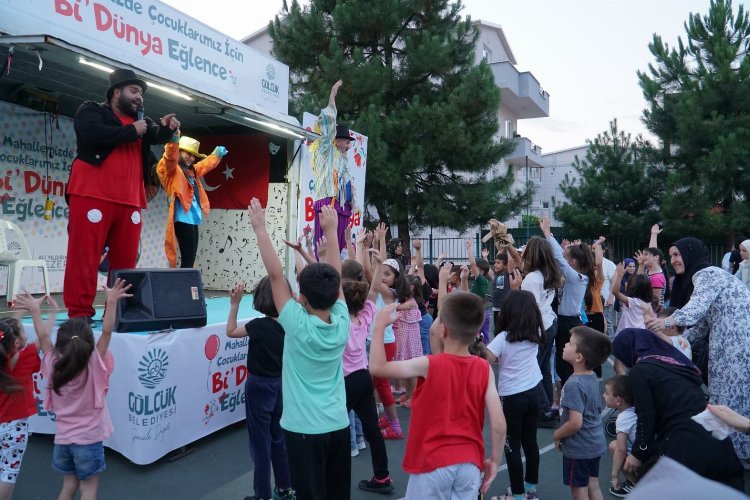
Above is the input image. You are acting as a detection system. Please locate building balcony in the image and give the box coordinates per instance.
[491,61,549,119]
[505,136,543,166]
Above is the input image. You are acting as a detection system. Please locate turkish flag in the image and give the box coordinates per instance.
[196,134,270,209]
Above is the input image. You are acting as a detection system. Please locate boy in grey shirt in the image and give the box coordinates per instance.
[553,326,612,500]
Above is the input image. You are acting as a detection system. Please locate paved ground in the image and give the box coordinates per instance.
[14,358,750,499]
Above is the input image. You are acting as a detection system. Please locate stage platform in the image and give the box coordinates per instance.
[23,293,261,465]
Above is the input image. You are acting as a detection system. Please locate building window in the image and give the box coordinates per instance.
[505,119,512,139]
[530,167,541,180]
[482,44,492,62]
[542,202,549,209]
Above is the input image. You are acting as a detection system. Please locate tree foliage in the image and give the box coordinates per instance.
[555,120,662,240]
[269,0,528,242]
[638,0,750,239]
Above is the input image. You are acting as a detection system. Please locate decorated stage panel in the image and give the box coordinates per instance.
[27,296,259,465]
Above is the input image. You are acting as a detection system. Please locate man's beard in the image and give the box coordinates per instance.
[179,156,194,172]
[116,93,138,118]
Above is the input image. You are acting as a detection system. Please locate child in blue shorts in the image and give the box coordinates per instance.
[553,326,611,500]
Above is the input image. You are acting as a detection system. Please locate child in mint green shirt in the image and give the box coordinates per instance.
[248,198,351,499]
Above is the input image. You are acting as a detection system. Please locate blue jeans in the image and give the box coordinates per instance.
[245,374,291,499]
[348,411,363,450]
[419,312,433,355]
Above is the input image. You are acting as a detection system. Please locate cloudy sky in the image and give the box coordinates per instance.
[162,0,711,152]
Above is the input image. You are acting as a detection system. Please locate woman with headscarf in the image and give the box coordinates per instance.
[645,237,750,462]
[733,238,750,291]
[612,328,744,490]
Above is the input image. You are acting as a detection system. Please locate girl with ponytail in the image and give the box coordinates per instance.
[40,279,131,500]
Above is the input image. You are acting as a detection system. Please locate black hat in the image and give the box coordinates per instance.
[106,68,148,100]
[335,124,353,141]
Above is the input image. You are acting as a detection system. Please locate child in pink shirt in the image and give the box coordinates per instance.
[40,279,131,500]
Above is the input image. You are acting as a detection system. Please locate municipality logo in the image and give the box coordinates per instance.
[138,349,169,389]
[265,64,276,80]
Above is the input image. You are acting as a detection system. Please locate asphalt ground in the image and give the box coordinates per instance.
[14,357,750,499]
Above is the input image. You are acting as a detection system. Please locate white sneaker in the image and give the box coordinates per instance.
[351,447,359,457]
[357,438,367,450]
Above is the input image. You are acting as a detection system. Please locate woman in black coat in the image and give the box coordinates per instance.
[612,328,744,491]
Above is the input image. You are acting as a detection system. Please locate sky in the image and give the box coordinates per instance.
[161,0,711,153]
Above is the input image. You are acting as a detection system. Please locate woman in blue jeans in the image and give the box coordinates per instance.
[227,277,294,500]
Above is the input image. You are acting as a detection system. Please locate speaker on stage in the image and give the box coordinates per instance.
[111,268,207,332]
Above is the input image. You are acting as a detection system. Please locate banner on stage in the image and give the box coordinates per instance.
[28,316,258,465]
[297,112,368,249]
[0,0,289,116]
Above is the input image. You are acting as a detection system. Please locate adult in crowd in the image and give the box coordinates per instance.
[64,68,179,320]
[387,238,410,271]
[612,328,744,490]
[600,246,617,339]
[157,135,227,268]
[646,237,750,462]
[732,238,750,291]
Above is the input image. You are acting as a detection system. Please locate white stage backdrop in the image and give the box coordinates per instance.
[27,311,260,465]
[0,100,169,294]
[297,113,368,247]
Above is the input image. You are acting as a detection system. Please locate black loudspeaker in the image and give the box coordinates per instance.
[111,269,207,332]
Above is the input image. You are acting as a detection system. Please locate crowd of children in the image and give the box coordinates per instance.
[2,207,750,500]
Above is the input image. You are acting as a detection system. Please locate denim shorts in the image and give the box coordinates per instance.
[52,442,106,480]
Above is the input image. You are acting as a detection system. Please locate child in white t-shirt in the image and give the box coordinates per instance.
[603,375,637,497]
[486,290,545,500]
[657,307,692,359]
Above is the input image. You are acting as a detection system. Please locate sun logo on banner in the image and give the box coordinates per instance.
[266,64,276,81]
[137,349,169,390]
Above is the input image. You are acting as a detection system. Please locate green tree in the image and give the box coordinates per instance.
[638,0,750,240]
[269,0,528,245]
[555,120,661,240]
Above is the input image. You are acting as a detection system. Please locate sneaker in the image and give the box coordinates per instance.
[525,490,539,499]
[358,475,394,494]
[378,415,390,429]
[608,483,632,497]
[272,488,296,500]
[391,386,405,395]
[351,447,359,457]
[381,426,404,440]
[376,402,384,415]
[357,437,367,450]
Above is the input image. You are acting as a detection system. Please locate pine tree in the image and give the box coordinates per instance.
[269,0,527,244]
[555,120,661,240]
[638,0,750,239]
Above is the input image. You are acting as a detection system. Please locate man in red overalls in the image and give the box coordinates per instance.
[64,68,180,320]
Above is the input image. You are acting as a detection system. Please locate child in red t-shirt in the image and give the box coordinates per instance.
[369,263,506,499]
[0,292,57,498]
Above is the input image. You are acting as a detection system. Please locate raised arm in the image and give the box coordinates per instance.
[648,223,661,250]
[593,237,605,280]
[345,224,355,259]
[13,293,57,353]
[329,79,343,109]
[610,263,629,306]
[459,265,470,292]
[248,197,292,313]
[319,205,344,299]
[413,239,427,285]
[367,249,384,302]
[369,304,429,379]
[506,245,523,272]
[98,278,133,359]
[466,239,479,278]
[226,283,249,338]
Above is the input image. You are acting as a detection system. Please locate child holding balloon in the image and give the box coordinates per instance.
[227,277,294,500]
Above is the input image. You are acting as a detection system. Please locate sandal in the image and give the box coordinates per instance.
[381,426,404,440]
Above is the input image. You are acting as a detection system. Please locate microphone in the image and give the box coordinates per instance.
[136,106,144,137]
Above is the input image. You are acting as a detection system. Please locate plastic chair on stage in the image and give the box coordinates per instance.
[0,219,50,305]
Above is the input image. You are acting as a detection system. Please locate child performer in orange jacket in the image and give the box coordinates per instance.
[157,134,227,267]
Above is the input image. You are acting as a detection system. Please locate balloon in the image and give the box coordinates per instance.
[204,334,220,361]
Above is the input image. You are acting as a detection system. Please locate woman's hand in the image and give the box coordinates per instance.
[509,269,523,290]
[707,404,750,433]
[623,454,642,474]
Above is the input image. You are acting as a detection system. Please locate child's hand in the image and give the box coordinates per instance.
[355,230,368,247]
[509,269,523,290]
[460,265,469,280]
[105,278,133,304]
[481,247,489,259]
[283,237,303,251]
[553,437,562,451]
[651,223,662,236]
[229,283,244,306]
[623,454,641,474]
[363,230,373,247]
[369,248,383,264]
[539,213,551,235]
[438,261,451,282]
[479,458,498,494]
[374,222,387,242]
[12,292,44,313]
[634,249,646,265]
[614,262,625,277]
[374,303,398,328]
[412,239,421,251]
[317,235,329,260]
[320,205,338,234]
[247,198,266,231]
[45,294,60,313]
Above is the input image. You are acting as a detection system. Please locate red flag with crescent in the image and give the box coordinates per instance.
[196,134,270,209]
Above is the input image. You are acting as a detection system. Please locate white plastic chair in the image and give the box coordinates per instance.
[0,219,50,304]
